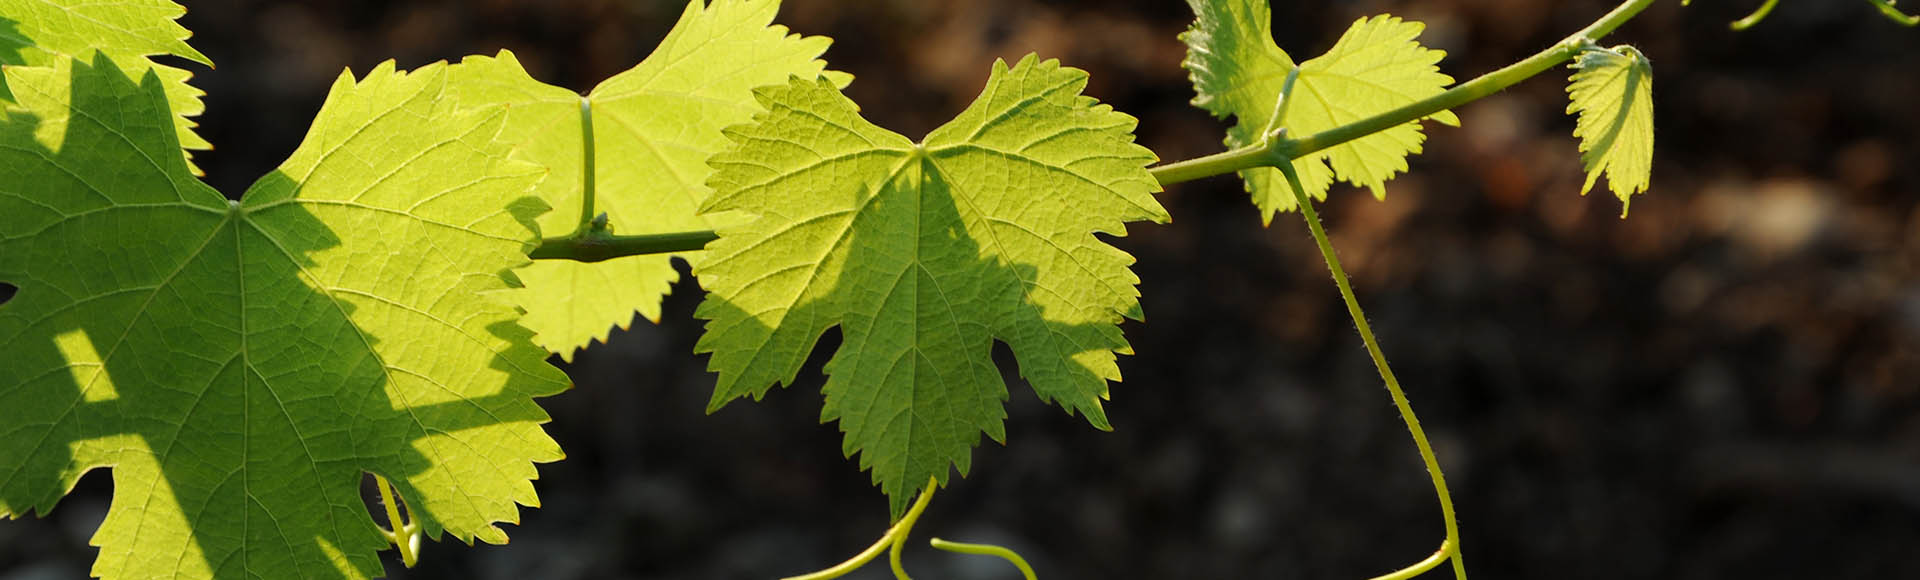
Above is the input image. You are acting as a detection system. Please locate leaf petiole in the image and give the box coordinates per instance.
[1257,68,1303,138]
[373,474,421,568]
[573,95,599,236]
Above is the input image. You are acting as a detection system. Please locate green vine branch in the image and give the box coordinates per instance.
[530,5,1678,578]
[531,0,1661,263]
[527,230,718,262]
[1151,0,1657,187]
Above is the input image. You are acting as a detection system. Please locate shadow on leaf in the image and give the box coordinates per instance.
[0,52,563,579]
[696,142,1149,517]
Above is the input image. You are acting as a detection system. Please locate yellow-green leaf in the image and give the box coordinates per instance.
[1183,0,1456,222]
[695,55,1167,516]
[1566,44,1654,217]
[1,56,566,579]
[0,0,212,167]
[446,0,845,361]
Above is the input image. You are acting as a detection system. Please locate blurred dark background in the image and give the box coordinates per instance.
[4,0,1918,578]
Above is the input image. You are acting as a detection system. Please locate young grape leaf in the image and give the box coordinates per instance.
[0,0,213,164]
[1566,44,1653,217]
[0,55,566,578]
[1183,0,1457,222]
[694,55,1168,516]
[446,0,847,361]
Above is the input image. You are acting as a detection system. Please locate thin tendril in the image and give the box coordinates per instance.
[1867,0,1920,25]
[1730,0,1780,30]
[1368,540,1452,580]
[1276,161,1465,580]
[929,538,1038,580]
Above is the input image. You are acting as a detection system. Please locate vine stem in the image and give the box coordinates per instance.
[527,230,718,262]
[512,3,1674,578]
[531,0,1657,263]
[1277,161,1464,580]
[784,477,940,580]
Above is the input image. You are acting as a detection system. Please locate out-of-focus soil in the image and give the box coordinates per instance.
[4,1,1917,578]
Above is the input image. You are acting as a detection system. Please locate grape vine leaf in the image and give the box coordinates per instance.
[694,55,1168,516]
[446,0,848,361]
[0,0,213,167]
[1565,44,1654,217]
[1182,0,1457,223]
[0,54,567,578]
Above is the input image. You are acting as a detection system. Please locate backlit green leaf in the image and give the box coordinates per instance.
[447,0,846,361]
[0,56,565,579]
[694,55,1168,516]
[1183,0,1456,222]
[0,0,212,165]
[1566,44,1654,217]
